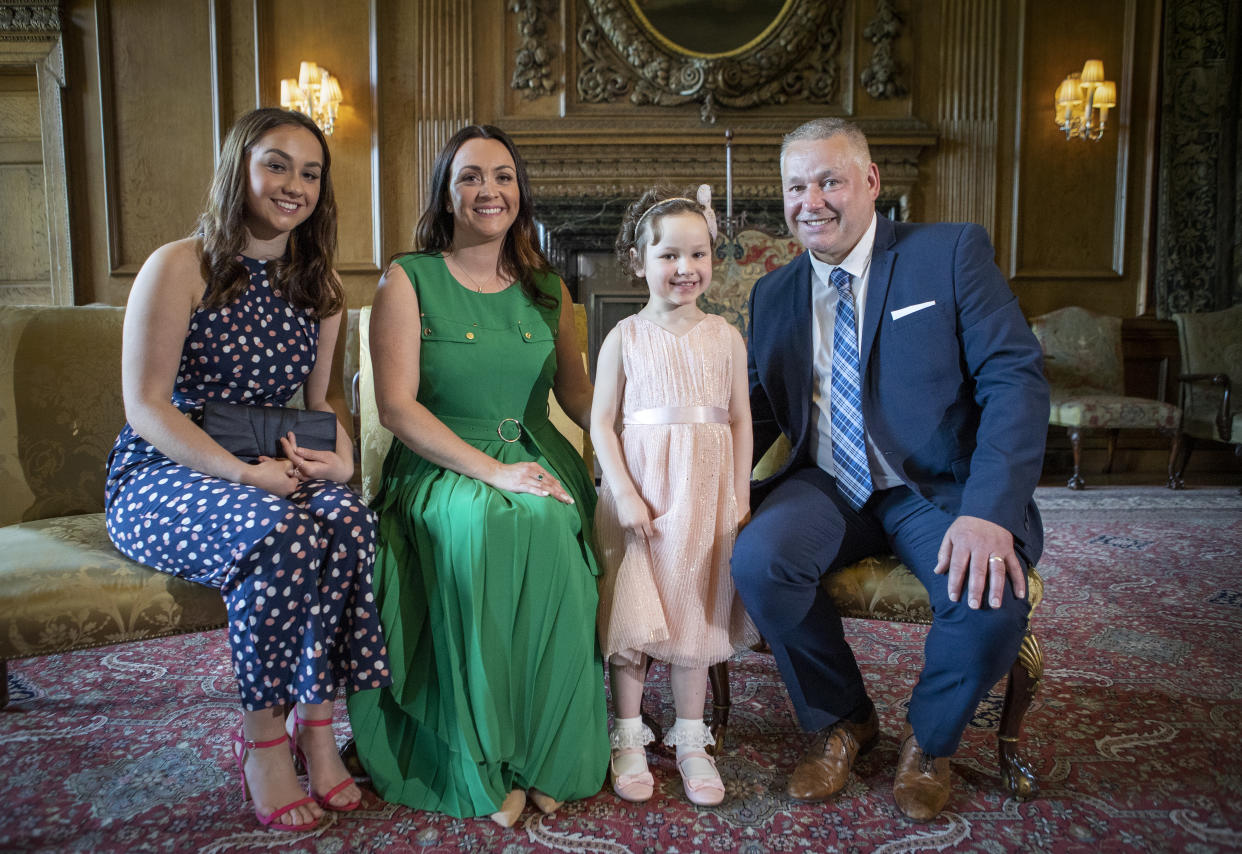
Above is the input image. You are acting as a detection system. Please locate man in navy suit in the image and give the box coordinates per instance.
[732,118,1049,820]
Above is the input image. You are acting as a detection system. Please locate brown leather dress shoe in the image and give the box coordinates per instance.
[786,706,879,801]
[893,724,951,820]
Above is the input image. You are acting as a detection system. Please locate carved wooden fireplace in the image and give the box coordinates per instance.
[499,0,935,372]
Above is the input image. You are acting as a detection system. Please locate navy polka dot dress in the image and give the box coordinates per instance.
[105,256,391,711]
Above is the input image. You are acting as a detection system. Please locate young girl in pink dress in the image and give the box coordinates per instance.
[592,187,759,806]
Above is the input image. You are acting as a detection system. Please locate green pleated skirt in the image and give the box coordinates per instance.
[347,421,609,816]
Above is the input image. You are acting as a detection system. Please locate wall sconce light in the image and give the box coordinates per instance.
[1054,59,1116,141]
[280,62,342,135]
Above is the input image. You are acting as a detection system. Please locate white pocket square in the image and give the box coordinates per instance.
[891,300,936,321]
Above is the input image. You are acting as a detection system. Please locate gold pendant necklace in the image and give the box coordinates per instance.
[448,253,496,293]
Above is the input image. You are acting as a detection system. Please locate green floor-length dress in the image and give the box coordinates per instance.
[347,253,609,816]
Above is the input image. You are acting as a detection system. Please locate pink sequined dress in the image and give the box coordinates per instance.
[595,313,759,668]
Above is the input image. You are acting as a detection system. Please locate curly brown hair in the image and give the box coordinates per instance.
[195,108,342,317]
[409,124,556,309]
[614,186,711,276]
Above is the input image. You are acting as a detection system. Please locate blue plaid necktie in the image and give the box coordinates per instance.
[829,267,873,511]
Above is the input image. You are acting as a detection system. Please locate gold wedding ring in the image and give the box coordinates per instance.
[987,554,1004,564]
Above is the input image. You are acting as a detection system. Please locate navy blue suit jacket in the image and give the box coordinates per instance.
[747,215,1050,563]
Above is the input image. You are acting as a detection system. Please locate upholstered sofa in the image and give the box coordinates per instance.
[0,304,365,708]
[0,306,226,707]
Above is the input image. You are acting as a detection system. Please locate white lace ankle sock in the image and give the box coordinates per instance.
[611,716,652,777]
[667,717,716,776]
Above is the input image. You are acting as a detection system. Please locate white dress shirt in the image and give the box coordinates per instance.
[808,213,903,491]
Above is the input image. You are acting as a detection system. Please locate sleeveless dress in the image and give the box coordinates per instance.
[105,256,391,710]
[595,314,759,668]
[346,253,608,816]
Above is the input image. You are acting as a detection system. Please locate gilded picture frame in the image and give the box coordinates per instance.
[576,0,844,123]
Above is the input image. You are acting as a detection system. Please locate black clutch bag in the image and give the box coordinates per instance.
[201,402,337,462]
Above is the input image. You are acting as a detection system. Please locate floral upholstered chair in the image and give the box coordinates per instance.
[1030,306,1181,489]
[1171,304,1242,488]
[686,433,1048,801]
[701,229,805,335]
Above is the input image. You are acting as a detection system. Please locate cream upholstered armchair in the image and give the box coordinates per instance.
[1171,304,1242,487]
[1029,306,1181,489]
[356,302,592,505]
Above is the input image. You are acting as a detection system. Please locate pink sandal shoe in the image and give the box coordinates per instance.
[287,710,362,812]
[231,728,320,831]
[610,748,655,802]
[677,750,725,806]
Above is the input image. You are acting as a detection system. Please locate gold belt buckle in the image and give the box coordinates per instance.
[497,418,523,443]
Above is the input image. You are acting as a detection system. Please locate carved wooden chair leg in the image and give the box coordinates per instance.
[1166,428,1185,489]
[640,656,663,745]
[1066,427,1085,489]
[1103,428,1119,474]
[1173,434,1197,487]
[997,630,1043,800]
[707,660,731,756]
[340,737,369,780]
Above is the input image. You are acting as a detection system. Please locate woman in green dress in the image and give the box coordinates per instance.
[347,125,608,825]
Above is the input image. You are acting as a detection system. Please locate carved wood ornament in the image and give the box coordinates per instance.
[860,0,908,99]
[575,0,844,124]
[0,1,59,37]
[510,0,558,99]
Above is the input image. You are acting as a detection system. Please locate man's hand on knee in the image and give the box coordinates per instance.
[933,515,1027,609]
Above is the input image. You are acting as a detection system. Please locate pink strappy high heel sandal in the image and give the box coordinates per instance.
[231,728,320,832]
[287,709,362,811]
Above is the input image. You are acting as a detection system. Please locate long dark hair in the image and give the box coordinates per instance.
[196,107,342,317]
[411,124,556,309]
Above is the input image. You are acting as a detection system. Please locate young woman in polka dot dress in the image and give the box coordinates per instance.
[104,108,391,832]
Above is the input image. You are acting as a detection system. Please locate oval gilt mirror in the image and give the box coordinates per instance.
[579,0,843,123]
[626,0,791,58]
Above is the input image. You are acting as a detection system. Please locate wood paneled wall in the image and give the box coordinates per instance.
[44,0,1166,320]
[998,0,1163,320]
[3,0,1233,476]
[65,0,387,305]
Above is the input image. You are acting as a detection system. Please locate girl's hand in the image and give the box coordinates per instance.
[614,490,654,538]
[243,456,300,497]
[489,461,575,505]
[280,432,351,483]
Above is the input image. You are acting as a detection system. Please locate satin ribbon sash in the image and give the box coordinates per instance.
[624,405,730,425]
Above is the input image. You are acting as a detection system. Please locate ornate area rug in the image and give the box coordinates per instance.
[3,486,1241,853]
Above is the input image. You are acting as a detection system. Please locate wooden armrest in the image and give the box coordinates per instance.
[1178,372,1230,386]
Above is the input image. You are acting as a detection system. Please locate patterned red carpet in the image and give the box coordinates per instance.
[3,486,1241,853]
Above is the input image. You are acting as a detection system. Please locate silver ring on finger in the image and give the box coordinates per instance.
[987,554,1004,564]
